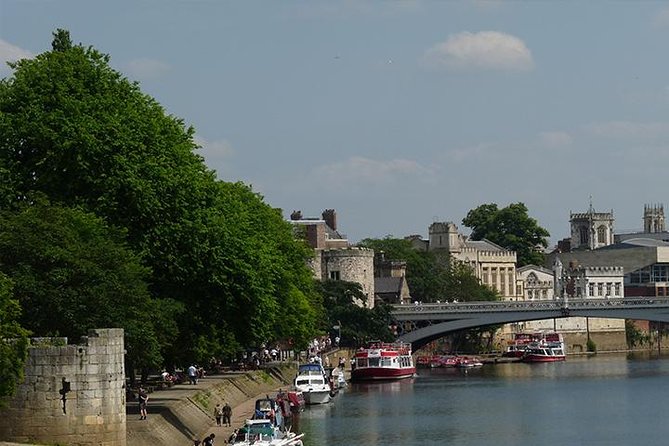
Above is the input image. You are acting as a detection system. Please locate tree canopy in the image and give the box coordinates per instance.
[462,202,550,267]
[317,280,394,346]
[0,29,322,368]
[0,274,29,403]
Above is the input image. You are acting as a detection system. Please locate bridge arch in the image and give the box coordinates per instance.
[392,299,669,351]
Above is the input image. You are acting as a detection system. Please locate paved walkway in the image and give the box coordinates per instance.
[126,370,293,445]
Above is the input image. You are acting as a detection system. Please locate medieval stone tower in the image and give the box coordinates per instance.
[0,329,126,446]
[569,202,614,251]
[643,204,665,233]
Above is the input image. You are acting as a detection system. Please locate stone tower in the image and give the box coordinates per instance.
[428,221,462,253]
[569,201,614,250]
[643,204,665,233]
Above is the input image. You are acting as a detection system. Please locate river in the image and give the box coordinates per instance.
[295,354,669,446]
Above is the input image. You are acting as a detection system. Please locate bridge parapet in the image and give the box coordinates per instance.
[392,297,669,320]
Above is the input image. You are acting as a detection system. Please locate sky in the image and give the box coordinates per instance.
[2,1,669,246]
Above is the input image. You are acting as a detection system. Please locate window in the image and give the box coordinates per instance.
[579,226,588,245]
[330,271,340,280]
[615,283,621,296]
[606,283,612,296]
[589,284,595,296]
[597,283,603,296]
[597,225,607,244]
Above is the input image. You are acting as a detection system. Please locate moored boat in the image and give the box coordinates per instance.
[455,356,483,368]
[350,341,416,381]
[293,363,332,405]
[521,333,566,363]
[229,418,304,445]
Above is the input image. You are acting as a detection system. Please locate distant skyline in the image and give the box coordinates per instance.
[3,1,669,245]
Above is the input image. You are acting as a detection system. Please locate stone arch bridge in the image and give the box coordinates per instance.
[391,297,669,351]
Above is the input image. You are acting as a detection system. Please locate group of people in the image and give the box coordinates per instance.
[214,402,232,427]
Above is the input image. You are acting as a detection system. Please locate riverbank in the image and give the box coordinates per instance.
[127,363,298,446]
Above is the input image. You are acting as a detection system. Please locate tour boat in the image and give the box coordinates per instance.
[521,333,566,363]
[293,363,332,405]
[350,341,416,381]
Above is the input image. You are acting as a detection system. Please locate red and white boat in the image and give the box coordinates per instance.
[521,333,566,363]
[351,341,416,381]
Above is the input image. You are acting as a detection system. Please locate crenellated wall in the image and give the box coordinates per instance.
[0,328,126,446]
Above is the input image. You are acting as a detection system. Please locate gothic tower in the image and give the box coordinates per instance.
[643,204,665,233]
[569,200,614,250]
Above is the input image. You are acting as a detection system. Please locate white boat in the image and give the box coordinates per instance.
[229,419,304,445]
[294,363,332,405]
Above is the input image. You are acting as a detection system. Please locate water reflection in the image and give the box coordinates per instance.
[298,355,669,446]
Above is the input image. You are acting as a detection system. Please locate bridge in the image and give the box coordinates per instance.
[391,297,669,350]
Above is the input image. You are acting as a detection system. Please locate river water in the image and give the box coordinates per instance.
[296,354,669,446]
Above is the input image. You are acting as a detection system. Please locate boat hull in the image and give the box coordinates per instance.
[522,355,565,363]
[303,390,331,405]
[350,367,416,381]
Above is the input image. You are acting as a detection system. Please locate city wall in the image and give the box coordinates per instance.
[0,328,126,446]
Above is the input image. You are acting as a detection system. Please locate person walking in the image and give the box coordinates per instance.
[214,403,223,426]
[222,401,232,427]
[188,364,198,385]
[202,433,215,446]
[138,387,149,420]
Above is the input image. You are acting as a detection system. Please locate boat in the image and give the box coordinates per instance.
[350,341,416,381]
[503,332,539,358]
[293,363,332,405]
[521,333,566,363]
[455,356,483,368]
[229,418,304,445]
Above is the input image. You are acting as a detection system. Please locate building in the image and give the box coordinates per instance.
[569,204,615,251]
[290,209,375,308]
[374,254,411,305]
[615,204,669,244]
[425,221,521,300]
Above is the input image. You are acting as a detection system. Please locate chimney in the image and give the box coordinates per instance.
[322,209,337,231]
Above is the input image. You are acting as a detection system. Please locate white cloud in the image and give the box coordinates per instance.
[125,58,171,80]
[423,31,533,72]
[539,131,572,147]
[312,156,434,185]
[587,121,669,140]
[653,7,669,28]
[0,39,33,74]
[195,135,234,156]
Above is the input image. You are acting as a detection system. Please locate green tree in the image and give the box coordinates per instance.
[0,273,29,403]
[0,200,178,379]
[462,202,550,267]
[318,280,394,346]
[0,29,322,364]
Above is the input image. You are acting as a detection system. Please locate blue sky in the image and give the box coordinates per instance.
[2,1,669,245]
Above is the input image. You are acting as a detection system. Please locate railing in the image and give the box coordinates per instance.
[392,297,669,316]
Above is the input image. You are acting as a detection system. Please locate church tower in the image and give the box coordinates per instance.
[643,204,665,233]
[569,200,614,251]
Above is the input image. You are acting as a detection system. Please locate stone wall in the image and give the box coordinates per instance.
[322,248,375,308]
[0,328,126,446]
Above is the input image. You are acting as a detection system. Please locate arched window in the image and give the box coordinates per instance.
[579,226,588,245]
[597,225,607,244]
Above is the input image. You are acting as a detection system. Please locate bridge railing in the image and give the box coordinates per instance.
[392,297,669,315]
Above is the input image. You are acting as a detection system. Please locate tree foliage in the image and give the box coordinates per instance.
[317,280,394,346]
[0,273,29,403]
[0,200,176,373]
[462,202,550,267]
[0,29,321,366]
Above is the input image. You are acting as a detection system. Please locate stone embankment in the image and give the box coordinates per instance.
[127,364,298,446]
